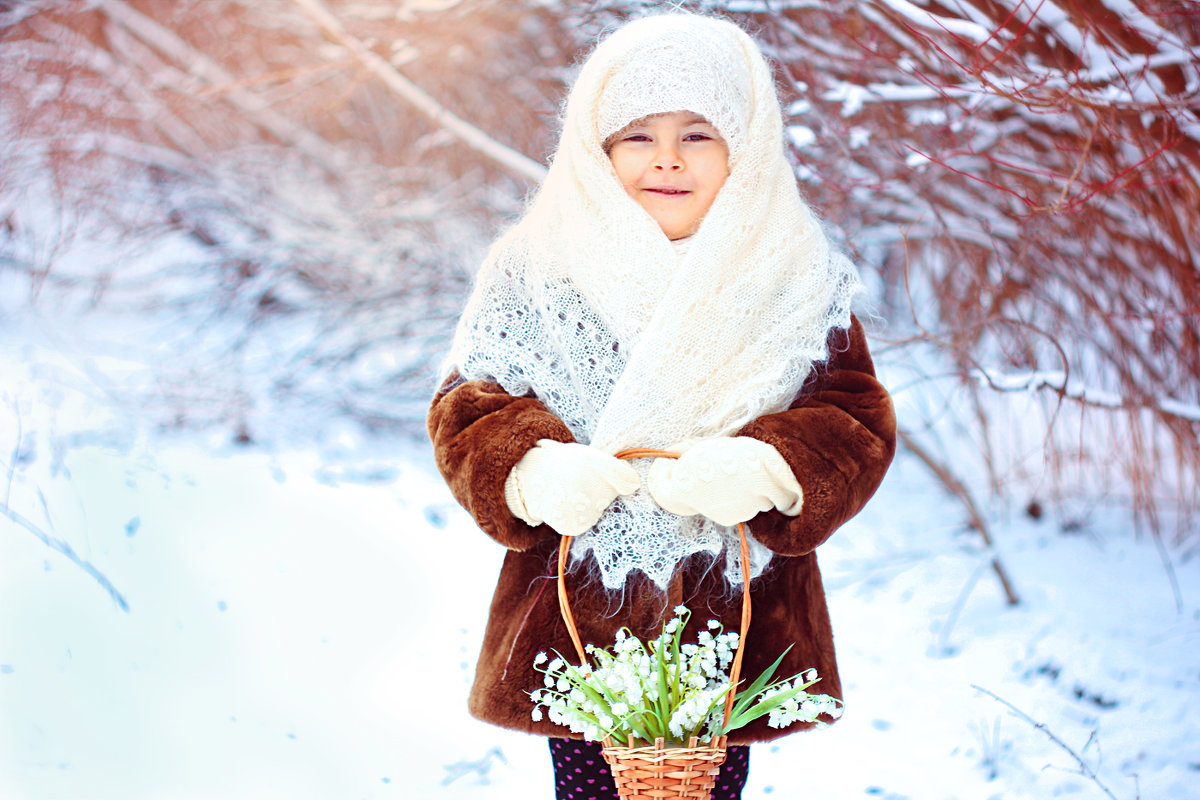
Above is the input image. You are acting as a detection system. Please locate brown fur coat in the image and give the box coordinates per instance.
[426,315,896,745]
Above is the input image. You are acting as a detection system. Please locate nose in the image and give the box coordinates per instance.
[652,142,683,171]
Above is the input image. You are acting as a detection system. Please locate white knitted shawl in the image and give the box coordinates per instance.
[446,14,862,589]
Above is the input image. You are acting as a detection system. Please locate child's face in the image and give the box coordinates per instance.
[606,111,730,241]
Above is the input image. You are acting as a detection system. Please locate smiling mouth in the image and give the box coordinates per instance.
[645,186,690,196]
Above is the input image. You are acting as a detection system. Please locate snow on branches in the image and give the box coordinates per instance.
[746,0,1199,544]
[2,0,1196,544]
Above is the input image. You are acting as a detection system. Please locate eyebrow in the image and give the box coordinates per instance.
[602,113,717,152]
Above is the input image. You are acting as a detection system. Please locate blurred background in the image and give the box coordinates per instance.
[5,0,1197,538]
[2,1,1198,798]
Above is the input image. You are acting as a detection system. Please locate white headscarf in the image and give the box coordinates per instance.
[446,13,862,589]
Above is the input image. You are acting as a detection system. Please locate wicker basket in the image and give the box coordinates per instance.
[556,448,754,800]
[601,735,729,800]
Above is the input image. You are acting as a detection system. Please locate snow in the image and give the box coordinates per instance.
[974,367,1200,422]
[872,0,995,46]
[2,324,1198,800]
[904,148,931,169]
[787,125,816,150]
[823,80,977,115]
[848,127,871,149]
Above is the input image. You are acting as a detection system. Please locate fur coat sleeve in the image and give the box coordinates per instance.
[736,315,896,555]
[426,377,575,552]
[426,314,895,745]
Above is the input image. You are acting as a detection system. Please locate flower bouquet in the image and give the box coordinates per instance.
[530,604,841,799]
[531,605,841,743]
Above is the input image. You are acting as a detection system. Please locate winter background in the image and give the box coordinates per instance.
[2,1,1198,799]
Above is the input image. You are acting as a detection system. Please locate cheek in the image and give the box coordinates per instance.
[608,152,638,189]
[703,163,730,200]
[694,148,730,192]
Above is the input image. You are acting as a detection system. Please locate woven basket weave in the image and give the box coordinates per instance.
[601,735,729,800]
[556,448,753,800]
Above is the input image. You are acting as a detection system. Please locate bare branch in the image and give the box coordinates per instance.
[97,0,343,172]
[0,503,130,612]
[899,430,1021,606]
[288,0,548,184]
[972,368,1200,424]
[971,684,1123,800]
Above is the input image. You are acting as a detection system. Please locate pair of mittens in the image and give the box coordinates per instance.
[646,436,803,526]
[506,436,803,535]
[504,439,640,536]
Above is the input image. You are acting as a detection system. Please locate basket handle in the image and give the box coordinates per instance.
[556,448,753,734]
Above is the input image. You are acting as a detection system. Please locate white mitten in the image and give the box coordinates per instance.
[647,436,803,526]
[505,439,641,535]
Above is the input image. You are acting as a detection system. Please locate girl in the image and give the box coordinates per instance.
[427,13,895,800]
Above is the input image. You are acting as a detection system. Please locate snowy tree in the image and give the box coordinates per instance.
[741,0,1200,558]
[1,0,560,441]
[3,0,1197,559]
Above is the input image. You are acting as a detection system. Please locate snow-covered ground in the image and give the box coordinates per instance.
[2,326,1198,800]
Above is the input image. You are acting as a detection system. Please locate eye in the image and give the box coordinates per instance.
[622,133,652,143]
[683,128,721,143]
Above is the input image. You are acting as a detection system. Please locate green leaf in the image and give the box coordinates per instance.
[727,645,792,720]
[670,624,683,706]
[723,684,829,733]
[655,638,671,724]
[560,664,613,716]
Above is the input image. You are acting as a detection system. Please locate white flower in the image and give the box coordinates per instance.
[527,604,838,744]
